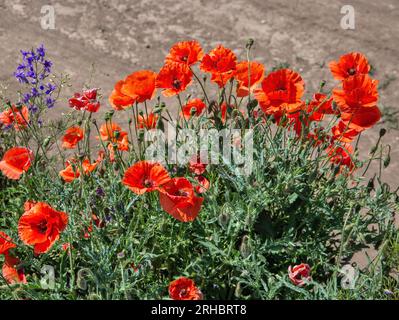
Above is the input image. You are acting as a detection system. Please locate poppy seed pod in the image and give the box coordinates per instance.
[239,235,251,258]
[218,212,230,228]
[245,38,254,50]
[379,128,386,137]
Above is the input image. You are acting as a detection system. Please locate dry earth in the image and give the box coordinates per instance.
[0,1,398,195]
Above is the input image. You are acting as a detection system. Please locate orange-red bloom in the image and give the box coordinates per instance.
[189,154,207,175]
[332,121,360,143]
[194,176,209,194]
[235,61,265,97]
[0,232,16,255]
[200,45,237,87]
[98,122,129,151]
[120,70,157,103]
[327,142,355,172]
[109,80,135,110]
[333,74,379,112]
[18,201,68,255]
[165,40,204,66]
[181,99,206,119]
[137,113,159,129]
[156,63,193,97]
[340,106,381,132]
[329,52,370,81]
[159,177,203,222]
[122,161,171,195]
[61,126,84,149]
[2,254,27,284]
[0,105,29,130]
[0,147,33,180]
[255,69,305,118]
[59,158,98,183]
[169,277,203,300]
[288,263,311,287]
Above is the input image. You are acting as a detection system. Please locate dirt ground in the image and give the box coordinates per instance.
[0,0,398,189]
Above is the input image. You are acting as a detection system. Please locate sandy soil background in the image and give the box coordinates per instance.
[0,0,398,188]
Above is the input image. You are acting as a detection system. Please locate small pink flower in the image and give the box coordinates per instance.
[288,263,311,287]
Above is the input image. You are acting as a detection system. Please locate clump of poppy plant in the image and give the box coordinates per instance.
[0,42,397,300]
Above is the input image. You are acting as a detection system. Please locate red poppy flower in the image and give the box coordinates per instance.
[306,93,336,121]
[189,154,207,175]
[120,70,157,103]
[169,277,203,300]
[98,122,129,151]
[235,61,265,97]
[288,263,311,287]
[0,147,33,180]
[59,158,98,183]
[254,69,305,117]
[181,98,206,119]
[200,45,237,87]
[122,161,171,195]
[333,74,379,113]
[159,177,203,222]
[332,121,360,143]
[156,63,193,97]
[194,176,209,194]
[0,231,16,255]
[69,88,100,113]
[0,105,29,130]
[2,254,27,284]
[327,142,355,172]
[137,113,159,129]
[329,52,370,80]
[165,40,204,66]
[61,126,84,149]
[109,80,135,111]
[340,105,381,131]
[18,201,68,255]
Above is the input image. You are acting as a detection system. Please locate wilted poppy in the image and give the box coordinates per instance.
[0,231,16,255]
[329,52,370,80]
[169,277,203,300]
[156,63,193,97]
[288,263,311,287]
[109,80,135,110]
[69,88,100,113]
[137,113,159,129]
[122,161,171,195]
[235,61,265,97]
[159,177,203,222]
[200,45,237,87]
[0,147,33,180]
[165,40,204,66]
[181,98,206,120]
[0,105,29,130]
[120,70,157,103]
[2,254,27,284]
[61,126,84,149]
[18,201,68,255]
[255,69,305,117]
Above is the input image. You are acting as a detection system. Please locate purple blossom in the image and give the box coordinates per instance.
[14,44,57,113]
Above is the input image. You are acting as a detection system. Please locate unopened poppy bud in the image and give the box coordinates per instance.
[202,75,207,83]
[239,235,251,258]
[139,130,145,141]
[113,130,120,139]
[77,153,85,160]
[91,118,97,125]
[218,212,230,227]
[384,154,391,168]
[43,136,51,148]
[367,176,375,193]
[157,117,164,131]
[234,282,242,298]
[319,80,326,90]
[246,38,255,49]
[379,128,386,137]
[77,120,82,126]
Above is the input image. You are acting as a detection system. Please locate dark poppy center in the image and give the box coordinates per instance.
[173,79,182,90]
[176,190,189,197]
[348,68,356,75]
[181,56,188,62]
[180,288,188,297]
[37,220,48,234]
[143,179,154,188]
